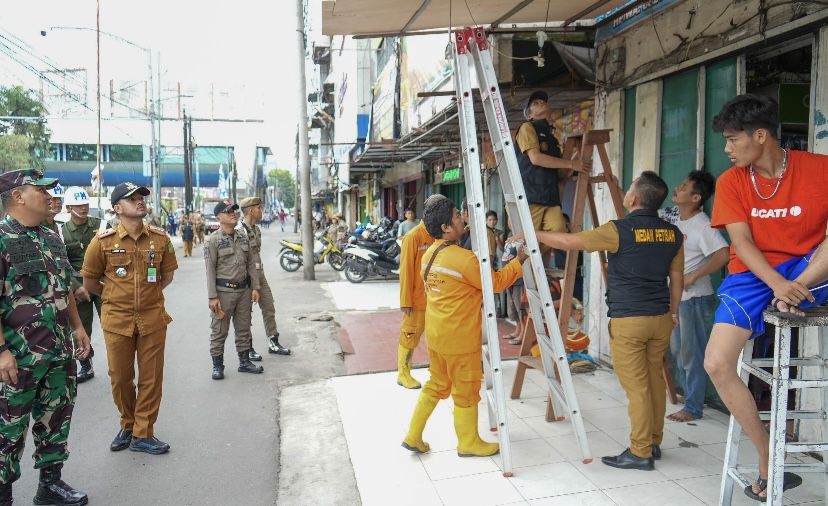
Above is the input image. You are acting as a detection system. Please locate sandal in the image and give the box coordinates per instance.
[744,472,802,502]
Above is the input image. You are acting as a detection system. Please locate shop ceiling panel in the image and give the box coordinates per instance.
[322,0,631,36]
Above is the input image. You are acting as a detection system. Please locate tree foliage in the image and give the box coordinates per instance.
[267,169,296,209]
[0,85,51,170]
[0,135,32,172]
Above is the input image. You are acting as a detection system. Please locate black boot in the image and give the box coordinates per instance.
[267,333,291,355]
[76,359,94,383]
[0,481,11,506]
[248,348,262,362]
[33,464,87,505]
[211,355,225,380]
[238,351,264,374]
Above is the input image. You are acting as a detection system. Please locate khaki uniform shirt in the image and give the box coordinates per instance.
[240,222,263,269]
[204,227,260,299]
[81,223,178,336]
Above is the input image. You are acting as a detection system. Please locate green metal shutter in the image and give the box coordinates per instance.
[704,58,738,182]
[659,69,699,206]
[622,87,637,190]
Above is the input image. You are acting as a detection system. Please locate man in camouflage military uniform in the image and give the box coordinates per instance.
[82,182,178,456]
[0,169,90,506]
[239,197,290,361]
[61,186,106,384]
[205,200,263,379]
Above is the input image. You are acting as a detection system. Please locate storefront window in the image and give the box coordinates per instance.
[65,144,97,162]
[109,145,143,162]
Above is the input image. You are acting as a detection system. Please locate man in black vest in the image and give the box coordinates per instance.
[514,90,588,259]
[534,171,684,471]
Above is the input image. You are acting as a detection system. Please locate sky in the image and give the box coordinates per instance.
[1,0,303,170]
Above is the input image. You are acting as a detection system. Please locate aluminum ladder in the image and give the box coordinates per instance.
[720,307,828,505]
[452,28,592,475]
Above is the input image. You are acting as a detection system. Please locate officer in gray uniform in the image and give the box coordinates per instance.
[204,200,263,380]
[238,197,290,361]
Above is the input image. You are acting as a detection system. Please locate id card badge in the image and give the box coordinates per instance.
[147,267,158,283]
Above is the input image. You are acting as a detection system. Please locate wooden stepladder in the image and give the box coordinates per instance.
[510,130,679,418]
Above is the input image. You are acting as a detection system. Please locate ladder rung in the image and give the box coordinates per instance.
[726,468,753,489]
[747,357,827,367]
[730,462,828,474]
[785,442,828,452]
[518,356,543,370]
[789,379,828,388]
[757,410,827,420]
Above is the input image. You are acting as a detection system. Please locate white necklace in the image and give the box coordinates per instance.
[750,149,788,200]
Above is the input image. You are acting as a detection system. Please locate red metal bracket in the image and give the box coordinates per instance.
[454,29,471,54]
[472,27,489,50]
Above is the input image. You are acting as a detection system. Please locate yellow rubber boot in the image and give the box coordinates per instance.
[402,394,438,453]
[454,405,499,457]
[396,345,422,389]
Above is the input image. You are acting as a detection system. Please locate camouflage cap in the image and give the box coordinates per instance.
[0,169,59,194]
[239,196,262,209]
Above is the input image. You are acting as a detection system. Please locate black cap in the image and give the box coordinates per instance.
[214,200,239,215]
[526,90,548,109]
[110,182,150,205]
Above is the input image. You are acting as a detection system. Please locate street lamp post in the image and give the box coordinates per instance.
[41,24,161,217]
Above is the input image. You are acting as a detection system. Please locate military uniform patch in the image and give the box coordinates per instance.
[149,225,166,236]
[98,229,116,238]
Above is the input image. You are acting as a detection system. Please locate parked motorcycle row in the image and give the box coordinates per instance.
[277,218,402,284]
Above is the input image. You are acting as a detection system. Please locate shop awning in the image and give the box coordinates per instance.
[350,104,463,171]
[322,0,632,36]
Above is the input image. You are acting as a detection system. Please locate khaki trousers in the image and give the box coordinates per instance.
[103,327,167,439]
[183,240,193,257]
[256,273,278,337]
[399,309,425,350]
[609,314,673,458]
[210,289,253,357]
[422,349,482,408]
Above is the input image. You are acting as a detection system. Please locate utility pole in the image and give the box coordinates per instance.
[182,109,193,214]
[230,148,238,202]
[293,130,299,234]
[95,0,102,214]
[296,0,314,280]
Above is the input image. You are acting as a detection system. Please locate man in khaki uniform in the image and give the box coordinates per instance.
[239,197,290,361]
[82,182,178,456]
[532,172,683,471]
[205,200,263,380]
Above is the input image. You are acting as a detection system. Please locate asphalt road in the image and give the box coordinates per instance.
[12,221,350,505]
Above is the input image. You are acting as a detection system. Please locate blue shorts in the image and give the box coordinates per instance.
[715,249,828,339]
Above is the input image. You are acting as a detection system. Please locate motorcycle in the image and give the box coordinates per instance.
[278,231,345,272]
[343,237,401,283]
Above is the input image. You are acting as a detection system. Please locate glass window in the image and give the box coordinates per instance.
[109,144,143,162]
[65,144,98,162]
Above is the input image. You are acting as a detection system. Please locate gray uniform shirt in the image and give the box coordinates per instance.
[204,227,260,298]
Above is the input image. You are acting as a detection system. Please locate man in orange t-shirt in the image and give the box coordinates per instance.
[704,94,828,501]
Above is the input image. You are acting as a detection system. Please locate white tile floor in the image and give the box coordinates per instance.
[331,361,827,506]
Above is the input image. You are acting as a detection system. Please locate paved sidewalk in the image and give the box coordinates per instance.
[324,278,525,374]
[331,361,826,506]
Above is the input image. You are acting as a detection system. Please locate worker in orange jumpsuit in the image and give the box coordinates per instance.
[401,195,526,457]
[397,219,434,388]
